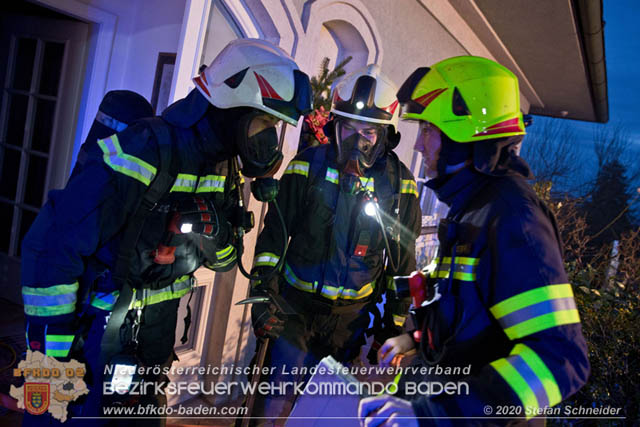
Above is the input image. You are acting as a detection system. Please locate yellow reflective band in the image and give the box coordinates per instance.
[400,179,419,197]
[284,264,373,301]
[170,173,198,192]
[130,276,192,308]
[283,161,309,177]
[490,284,575,318]
[255,252,280,267]
[90,290,120,311]
[283,264,315,293]
[386,276,397,291]
[98,135,157,185]
[22,282,79,296]
[359,176,374,192]
[393,314,407,327]
[490,284,580,339]
[196,174,226,193]
[325,167,339,184]
[511,344,562,408]
[455,257,479,266]
[503,309,581,340]
[490,358,539,417]
[216,244,234,259]
[329,282,374,300]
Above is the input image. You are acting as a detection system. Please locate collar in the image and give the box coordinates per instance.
[426,166,490,217]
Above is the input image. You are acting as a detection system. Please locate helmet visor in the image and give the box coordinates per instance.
[237,112,283,177]
[262,70,313,125]
[335,118,386,172]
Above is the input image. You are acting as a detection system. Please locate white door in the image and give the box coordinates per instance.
[0,13,88,304]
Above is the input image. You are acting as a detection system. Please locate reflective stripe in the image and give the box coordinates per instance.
[255,252,280,268]
[393,314,407,327]
[490,344,561,419]
[23,282,79,317]
[452,257,479,281]
[170,173,198,192]
[329,282,374,300]
[90,290,120,311]
[130,276,193,308]
[212,254,237,269]
[98,135,156,185]
[325,167,339,184]
[400,179,419,197]
[490,284,580,339]
[95,110,127,132]
[283,161,309,177]
[284,263,373,301]
[45,334,74,358]
[217,244,235,259]
[284,264,315,293]
[196,174,226,193]
[429,257,478,281]
[386,276,397,291]
[359,177,374,192]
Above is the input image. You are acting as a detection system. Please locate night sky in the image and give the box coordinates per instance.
[527,0,640,192]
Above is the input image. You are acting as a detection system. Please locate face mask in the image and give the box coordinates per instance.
[235,112,283,178]
[335,119,386,176]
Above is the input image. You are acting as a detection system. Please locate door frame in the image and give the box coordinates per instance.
[32,0,116,171]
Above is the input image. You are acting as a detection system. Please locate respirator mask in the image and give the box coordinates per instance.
[334,118,386,177]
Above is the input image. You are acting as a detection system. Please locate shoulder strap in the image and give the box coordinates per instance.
[103,117,178,366]
[309,145,328,189]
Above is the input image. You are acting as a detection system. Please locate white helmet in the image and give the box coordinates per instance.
[193,38,312,126]
[331,64,400,130]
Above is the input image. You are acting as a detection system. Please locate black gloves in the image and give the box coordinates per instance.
[174,196,230,242]
[172,196,233,265]
[251,302,284,340]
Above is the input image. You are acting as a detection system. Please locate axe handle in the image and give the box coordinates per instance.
[241,337,270,427]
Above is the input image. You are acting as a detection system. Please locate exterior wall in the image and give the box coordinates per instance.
[72,0,186,99]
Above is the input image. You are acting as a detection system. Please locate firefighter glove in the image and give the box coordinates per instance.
[251,302,285,340]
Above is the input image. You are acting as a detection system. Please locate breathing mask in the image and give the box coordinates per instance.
[334,118,386,177]
[235,110,283,178]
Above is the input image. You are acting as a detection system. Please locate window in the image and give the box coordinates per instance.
[0,37,65,256]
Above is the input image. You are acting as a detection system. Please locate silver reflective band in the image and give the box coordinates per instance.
[95,110,128,132]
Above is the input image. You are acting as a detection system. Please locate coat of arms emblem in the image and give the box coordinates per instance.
[24,383,50,415]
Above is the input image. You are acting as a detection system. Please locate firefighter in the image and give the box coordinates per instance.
[249,65,422,423]
[359,56,590,426]
[20,39,311,426]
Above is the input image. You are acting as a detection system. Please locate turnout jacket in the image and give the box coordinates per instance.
[253,144,422,326]
[21,115,238,359]
[409,166,589,423]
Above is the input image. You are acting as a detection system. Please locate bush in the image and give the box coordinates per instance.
[535,183,640,424]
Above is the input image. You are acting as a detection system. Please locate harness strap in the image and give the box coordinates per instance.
[102,117,178,366]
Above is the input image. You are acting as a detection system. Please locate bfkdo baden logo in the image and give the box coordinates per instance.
[10,351,88,423]
[24,383,50,415]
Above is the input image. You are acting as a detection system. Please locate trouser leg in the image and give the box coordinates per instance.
[22,312,109,427]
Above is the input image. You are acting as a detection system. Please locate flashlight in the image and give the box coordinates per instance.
[364,201,377,217]
[180,223,193,233]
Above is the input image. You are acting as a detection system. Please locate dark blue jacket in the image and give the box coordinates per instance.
[253,143,422,325]
[21,93,238,358]
[409,166,589,424]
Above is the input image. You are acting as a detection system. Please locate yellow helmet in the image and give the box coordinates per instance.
[397,56,525,142]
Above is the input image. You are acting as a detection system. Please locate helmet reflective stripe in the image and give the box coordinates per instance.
[95,110,128,132]
[193,39,312,126]
[397,56,526,142]
[331,64,400,130]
